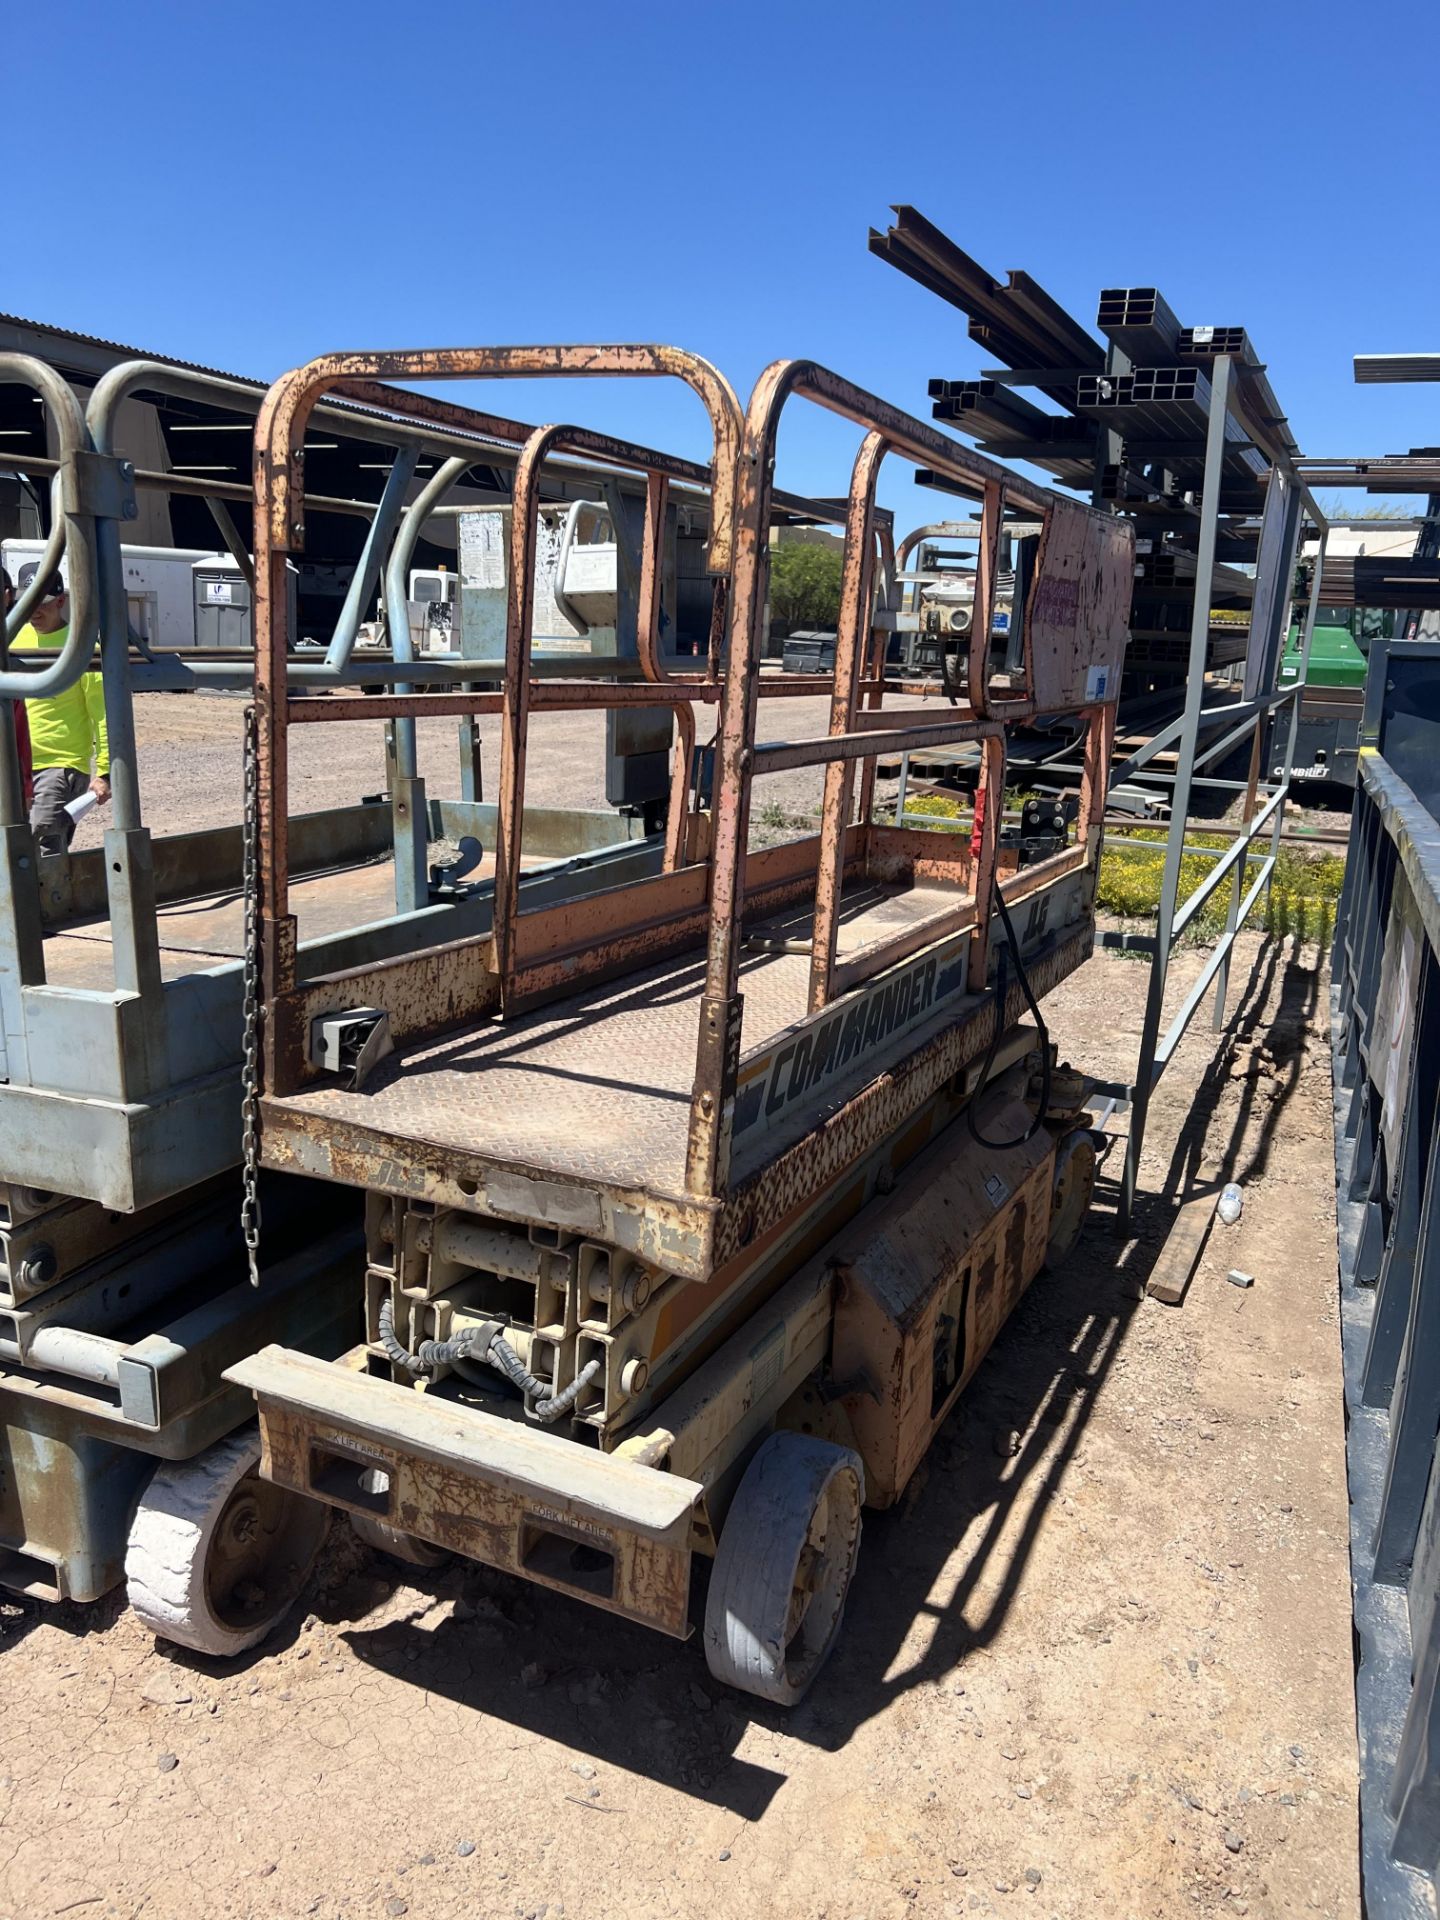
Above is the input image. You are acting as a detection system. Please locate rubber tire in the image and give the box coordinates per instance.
[1045,1128,1096,1270]
[349,1513,451,1568]
[703,1431,864,1706]
[125,1428,328,1657]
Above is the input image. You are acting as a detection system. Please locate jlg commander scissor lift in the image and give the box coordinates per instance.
[229,346,1132,1703]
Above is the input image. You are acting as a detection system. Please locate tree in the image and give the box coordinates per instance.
[1319,494,1412,521]
[768,541,843,631]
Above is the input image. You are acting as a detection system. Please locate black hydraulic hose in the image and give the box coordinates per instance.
[522,1357,603,1426]
[377,1294,429,1374]
[376,1296,601,1424]
[447,1351,501,1393]
[966,889,1052,1151]
[478,1331,601,1424]
[482,1327,554,1398]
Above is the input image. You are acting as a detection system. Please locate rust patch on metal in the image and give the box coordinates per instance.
[258,1400,694,1637]
[257,346,743,569]
[290,936,501,1069]
[257,1097,717,1279]
[809,432,886,1013]
[831,1093,1053,1506]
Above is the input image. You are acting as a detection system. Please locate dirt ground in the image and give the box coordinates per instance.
[2,699,1359,1920]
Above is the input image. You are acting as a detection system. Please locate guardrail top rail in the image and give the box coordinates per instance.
[248,345,1132,1279]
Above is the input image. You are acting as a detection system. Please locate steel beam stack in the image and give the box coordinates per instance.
[1081,304,1299,679]
[870,210,1103,492]
[1297,453,1440,494]
[1095,286,1182,361]
[1354,353,1440,384]
[1317,552,1440,611]
[1298,352,1440,650]
[871,208,1313,700]
[868,206,1105,414]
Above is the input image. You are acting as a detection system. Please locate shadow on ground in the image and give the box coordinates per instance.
[1159,940,1322,1210]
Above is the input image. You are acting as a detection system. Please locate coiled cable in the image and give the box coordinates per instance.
[377,1296,601,1426]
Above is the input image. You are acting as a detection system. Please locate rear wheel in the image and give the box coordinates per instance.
[703,1431,864,1705]
[1045,1128,1096,1268]
[126,1428,328,1657]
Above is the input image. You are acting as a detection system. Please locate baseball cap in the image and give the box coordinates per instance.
[17,562,65,600]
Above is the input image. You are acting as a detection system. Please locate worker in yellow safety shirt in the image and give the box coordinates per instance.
[11,562,109,854]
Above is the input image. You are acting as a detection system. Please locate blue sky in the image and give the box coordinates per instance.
[11,0,1438,522]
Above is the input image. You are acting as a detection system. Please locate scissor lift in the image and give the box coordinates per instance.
[228,345,1132,1700]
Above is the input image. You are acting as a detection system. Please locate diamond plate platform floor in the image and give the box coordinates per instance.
[274,882,965,1198]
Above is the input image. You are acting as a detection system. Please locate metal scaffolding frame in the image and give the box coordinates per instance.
[1107,354,1329,1227]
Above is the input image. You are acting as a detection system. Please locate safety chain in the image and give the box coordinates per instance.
[240,702,263,1285]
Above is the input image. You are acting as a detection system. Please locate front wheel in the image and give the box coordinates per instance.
[126,1428,328,1657]
[703,1431,864,1705]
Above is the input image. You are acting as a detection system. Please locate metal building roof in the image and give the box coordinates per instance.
[0,312,260,388]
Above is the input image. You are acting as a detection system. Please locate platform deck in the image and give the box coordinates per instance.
[263,881,963,1201]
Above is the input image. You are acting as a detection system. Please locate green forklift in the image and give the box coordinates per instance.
[1275,604,1392,789]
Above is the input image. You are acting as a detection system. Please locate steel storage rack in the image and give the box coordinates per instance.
[870,205,1305,794]
[1091,357,1329,1228]
[1285,438,1440,794]
[869,210,1332,1231]
[225,342,1133,1703]
[0,351,674,1651]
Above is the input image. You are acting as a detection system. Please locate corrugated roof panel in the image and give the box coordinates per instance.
[0,312,260,387]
